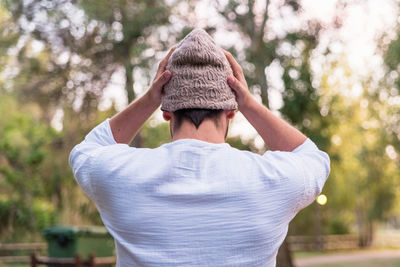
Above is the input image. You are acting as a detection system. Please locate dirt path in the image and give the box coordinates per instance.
[294,249,400,266]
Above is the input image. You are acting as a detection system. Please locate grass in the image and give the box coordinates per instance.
[293,248,400,267]
[294,251,329,258]
[303,258,400,267]
[293,247,400,258]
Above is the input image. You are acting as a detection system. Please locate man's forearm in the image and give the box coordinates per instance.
[109,92,159,144]
[108,47,174,144]
[241,97,306,152]
[223,50,306,152]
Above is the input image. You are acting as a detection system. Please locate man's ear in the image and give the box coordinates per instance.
[162,111,173,121]
[226,110,235,120]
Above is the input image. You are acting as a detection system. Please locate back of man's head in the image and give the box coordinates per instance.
[161,29,237,130]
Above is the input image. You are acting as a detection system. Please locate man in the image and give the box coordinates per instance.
[69,29,330,267]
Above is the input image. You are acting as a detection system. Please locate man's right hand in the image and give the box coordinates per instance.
[223,50,253,111]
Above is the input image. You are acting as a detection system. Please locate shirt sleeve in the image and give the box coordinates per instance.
[68,119,118,199]
[263,138,330,214]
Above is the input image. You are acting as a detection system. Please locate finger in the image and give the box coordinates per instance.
[223,49,246,82]
[225,53,245,82]
[158,45,177,72]
[152,70,172,90]
[227,75,244,93]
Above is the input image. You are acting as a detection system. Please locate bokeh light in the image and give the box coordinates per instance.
[316,194,328,206]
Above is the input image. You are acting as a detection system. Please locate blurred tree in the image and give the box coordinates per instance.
[0,0,175,238]
[0,4,19,79]
[2,0,172,146]
[216,0,274,106]
[303,57,399,247]
[383,23,400,156]
[0,94,58,241]
[279,33,336,252]
[78,0,172,103]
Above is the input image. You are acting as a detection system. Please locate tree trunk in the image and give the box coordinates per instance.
[356,206,374,247]
[313,203,323,251]
[359,220,374,247]
[276,238,294,267]
[125,62,143,148]
[125,62,135,103]
[250,37,269,108]
[257,64,269,107]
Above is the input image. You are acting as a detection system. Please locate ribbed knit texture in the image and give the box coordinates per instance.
[161,29,238,112]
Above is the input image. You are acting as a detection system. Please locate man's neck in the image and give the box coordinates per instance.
[172,120,226,144]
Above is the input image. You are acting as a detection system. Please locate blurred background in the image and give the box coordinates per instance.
[0,0,400,266]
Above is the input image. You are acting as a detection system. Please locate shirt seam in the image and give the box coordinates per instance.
[105,118,118,145]
[86,155,97,202]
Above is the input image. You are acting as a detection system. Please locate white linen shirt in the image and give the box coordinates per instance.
[69,119,330,267]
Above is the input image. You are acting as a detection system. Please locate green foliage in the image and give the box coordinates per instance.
[226,136,252,151]
[0,95,59,241]
[303,57,400,243]
[279,33,332,150]
[142,121,171,149]
[328,218,350,235]
[384,32,400,71]
[77,0,171,102]
[33,199,56,231]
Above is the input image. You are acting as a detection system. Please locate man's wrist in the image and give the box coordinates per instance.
[143,91,161,109]
[240,94,261,114]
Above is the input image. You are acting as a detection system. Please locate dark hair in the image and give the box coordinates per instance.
[173,109,223,129]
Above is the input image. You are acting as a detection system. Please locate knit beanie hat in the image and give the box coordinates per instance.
[161,29,238,112]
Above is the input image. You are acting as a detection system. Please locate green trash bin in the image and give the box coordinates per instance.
[43,225,115,261]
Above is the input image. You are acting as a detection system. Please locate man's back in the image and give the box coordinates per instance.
[71,29,330,266]
[70,120,329,266]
